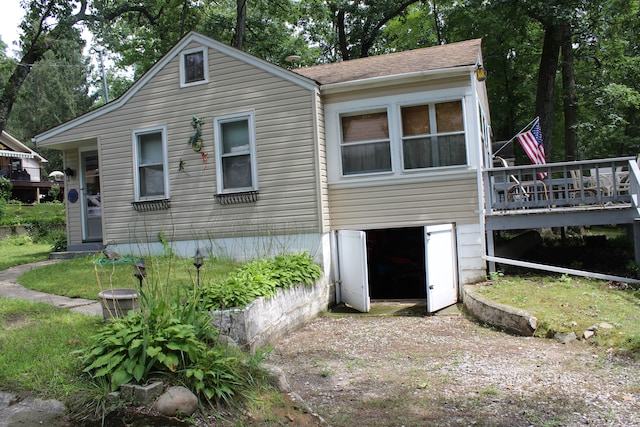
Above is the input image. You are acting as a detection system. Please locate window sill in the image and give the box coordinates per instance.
[215,191,258,205]
[131,199,171,212]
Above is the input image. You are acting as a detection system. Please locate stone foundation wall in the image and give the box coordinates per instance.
[211,275,333,350]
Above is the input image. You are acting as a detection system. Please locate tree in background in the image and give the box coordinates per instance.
[4,36,95,173]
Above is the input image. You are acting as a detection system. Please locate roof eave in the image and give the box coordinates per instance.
[318,65,476,95]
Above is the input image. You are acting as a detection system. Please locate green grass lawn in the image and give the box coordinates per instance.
[478,275,640,353]
[0,298,102,399]
[0,235,51,270]
[18,254,240,300]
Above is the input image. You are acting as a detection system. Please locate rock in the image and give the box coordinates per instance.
[260,363,291,392]
[0,396,66,427]
[554,331,576,344]
[153,386,198,417]
[583,330,596,340]
[217,334,239,348]
[599,322,614,329]
[121,381,164,405]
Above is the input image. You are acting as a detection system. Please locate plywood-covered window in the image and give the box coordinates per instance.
[180,47,209,87]
[401,100,465,169]
[340,111,391,175]
[133,126,169,200]
[215,112,258,193]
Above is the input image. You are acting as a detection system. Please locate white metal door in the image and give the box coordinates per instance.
[425,224,457,313]
[337,230,370,312]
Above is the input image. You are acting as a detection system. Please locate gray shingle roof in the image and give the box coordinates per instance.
[294,39,482,85]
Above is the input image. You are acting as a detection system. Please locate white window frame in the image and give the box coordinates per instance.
[180,47,209,88]
[132,126,169,201]
[214,112,258,194]
[339,108,392,176]
[326,90,471,184]
[399,100,467,171]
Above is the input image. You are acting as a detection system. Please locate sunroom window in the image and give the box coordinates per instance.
[180,47,208,87]
[401,100,466,169]
[340,111,391,175]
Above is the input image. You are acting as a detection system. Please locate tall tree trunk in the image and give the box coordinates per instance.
[431,0,443,44]
[535,23,561,161]
[232,0,247,50]
[336,9,350,60]
[560,22,578,161]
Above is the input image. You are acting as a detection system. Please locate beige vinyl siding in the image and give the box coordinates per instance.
[329,175,478,230]
[43,43,323,245]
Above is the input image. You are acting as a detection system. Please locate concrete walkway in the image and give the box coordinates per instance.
[0,260,102,316]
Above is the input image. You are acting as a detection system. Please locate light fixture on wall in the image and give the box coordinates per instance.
[476,62,487,82]
[64,167,75,177]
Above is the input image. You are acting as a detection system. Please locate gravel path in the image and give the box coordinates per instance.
[268,306,640,427]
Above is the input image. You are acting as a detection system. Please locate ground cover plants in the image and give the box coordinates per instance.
[477,274,640,353]
[76,251,323,422]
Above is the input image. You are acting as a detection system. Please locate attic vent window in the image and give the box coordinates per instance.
[180,47,209,87]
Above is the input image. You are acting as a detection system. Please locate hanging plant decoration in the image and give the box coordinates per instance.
[189,116,205,152]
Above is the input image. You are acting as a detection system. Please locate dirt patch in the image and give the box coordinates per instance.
[267,305,640,426]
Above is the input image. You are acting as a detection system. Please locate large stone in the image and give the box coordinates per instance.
[554,331,576,344]
[153,386,198,417]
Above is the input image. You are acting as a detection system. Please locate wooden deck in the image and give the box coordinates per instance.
[484,157,640,231]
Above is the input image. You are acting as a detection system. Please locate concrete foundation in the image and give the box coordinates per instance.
[211,276,332,350]
[463,284,537,336]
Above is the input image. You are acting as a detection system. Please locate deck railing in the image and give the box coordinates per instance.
[484,157,638,214]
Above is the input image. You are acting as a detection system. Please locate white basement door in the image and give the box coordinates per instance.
[336,230,370,312]
[425,224,458,313]
[337,225,457,314]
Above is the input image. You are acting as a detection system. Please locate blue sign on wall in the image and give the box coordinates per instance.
[67,189,79,203]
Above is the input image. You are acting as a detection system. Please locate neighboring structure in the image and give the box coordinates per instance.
[33,32,491,313]
[0,131,60,202]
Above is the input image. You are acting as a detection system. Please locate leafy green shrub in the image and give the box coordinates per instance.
[0,177,11,200]
[199,252,322,310]
[0,198,6,221]
[49,229,67,252]
[81,277,256,406]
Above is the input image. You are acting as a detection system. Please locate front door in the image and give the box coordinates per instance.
[425,224,458,313]
[81,151,102,242]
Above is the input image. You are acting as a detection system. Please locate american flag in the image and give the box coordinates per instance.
[517,119,547,179]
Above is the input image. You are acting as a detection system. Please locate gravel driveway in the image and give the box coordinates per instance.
[267,305,640,426]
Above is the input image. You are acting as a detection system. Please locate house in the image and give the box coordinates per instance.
[34,32,491,313]
[0,131,61,202]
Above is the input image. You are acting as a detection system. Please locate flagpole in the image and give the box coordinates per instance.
[491,116,539,158]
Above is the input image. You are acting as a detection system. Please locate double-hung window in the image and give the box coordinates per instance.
[340,110,391,175]
[215,112,257,193]
[133,127,169,200]
[401,100,466,169]
[180,47,208,87]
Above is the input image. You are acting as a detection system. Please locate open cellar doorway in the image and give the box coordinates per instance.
[366,227,427,300]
